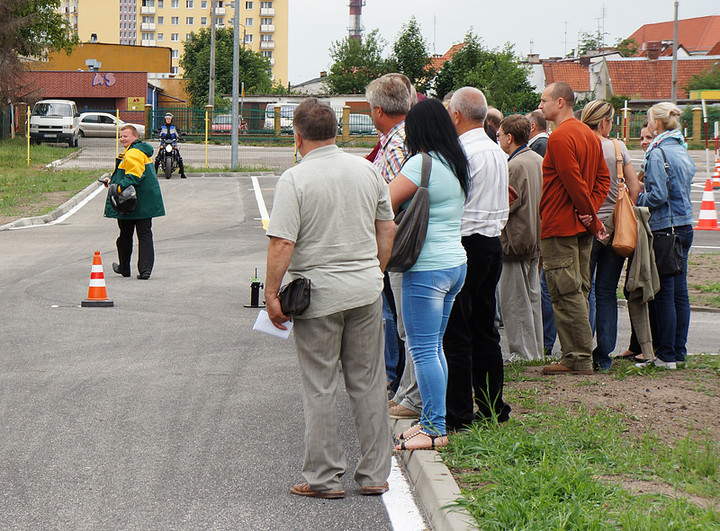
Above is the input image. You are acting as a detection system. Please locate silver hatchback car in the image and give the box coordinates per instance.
[78,112,146,138]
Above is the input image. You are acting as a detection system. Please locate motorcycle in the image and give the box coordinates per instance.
[158,138,179,180]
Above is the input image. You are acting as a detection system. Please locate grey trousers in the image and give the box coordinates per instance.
[388,272,422,413]
[293,296,392,491]
[499,258,543,361]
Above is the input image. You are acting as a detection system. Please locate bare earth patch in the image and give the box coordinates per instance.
[687,253,720,308]
[512,365,720,445]
[0,191,76,226]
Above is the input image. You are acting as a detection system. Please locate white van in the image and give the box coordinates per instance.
[30,99,80,147]
[264,103,299,132]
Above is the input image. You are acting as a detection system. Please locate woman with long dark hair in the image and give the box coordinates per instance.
[389,98,469,450]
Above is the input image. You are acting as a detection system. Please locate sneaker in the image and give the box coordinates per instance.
[635,358,677,370]
[389,405,420,420]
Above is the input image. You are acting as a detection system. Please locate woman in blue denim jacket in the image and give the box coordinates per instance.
[636,102,696,370]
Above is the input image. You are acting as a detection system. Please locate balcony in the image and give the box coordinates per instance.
[260,40,274,49]
[260,7,274,15]
[141,39,157,46]
[141,6,156,14]
[260,24,274,32]
[141,23,156,30]
[214,7,225,14]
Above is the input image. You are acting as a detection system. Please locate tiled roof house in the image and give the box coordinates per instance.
[628,16,720,55]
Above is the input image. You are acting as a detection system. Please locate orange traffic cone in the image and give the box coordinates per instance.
[81,251,114,307]
[712,156,720,189]
[695,178,720,231]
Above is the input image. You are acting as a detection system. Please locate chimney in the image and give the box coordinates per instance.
[526,53,540,64]
[647,41,661,60]
[320,71,327,78]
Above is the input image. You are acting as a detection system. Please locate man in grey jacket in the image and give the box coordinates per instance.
[497,115,544,361]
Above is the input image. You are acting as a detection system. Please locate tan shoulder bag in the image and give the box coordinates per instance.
[611,139,637,257]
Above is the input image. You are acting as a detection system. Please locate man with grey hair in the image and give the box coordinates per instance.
[525,110,549,157]
[266,98,395,498]
[443,86,511,431]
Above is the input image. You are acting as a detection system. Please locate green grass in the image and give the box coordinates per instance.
[442,355,720,529]
[0,138,101,219]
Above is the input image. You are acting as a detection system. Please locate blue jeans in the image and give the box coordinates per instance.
[590,240,627,370]
[540,269,556,351]
[651,225,693,363]
[382,292,400,384]
[402,265,466,436]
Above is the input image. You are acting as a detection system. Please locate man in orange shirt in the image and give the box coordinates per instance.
[538,82,610,375]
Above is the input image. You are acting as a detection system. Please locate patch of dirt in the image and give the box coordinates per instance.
[599,475,720,512]
[687,253,720,308]
[511,364,720,445]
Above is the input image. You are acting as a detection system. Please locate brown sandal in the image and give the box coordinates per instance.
[395,431,448,451]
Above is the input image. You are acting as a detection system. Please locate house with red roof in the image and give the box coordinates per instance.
[628,15,720,55]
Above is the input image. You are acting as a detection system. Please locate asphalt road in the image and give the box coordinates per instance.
[0,176,401,529]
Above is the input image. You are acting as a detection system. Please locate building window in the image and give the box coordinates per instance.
[245,17,253,26]
[200,16,207,25]
[142,0,155,6]
[186,33,191,40]
[201,0,207,7]
[260,1,271,7]
[142,15,154,23]
[171,66,178,74]
[157,32,164,40]
[171,33,179,41]
[245,34,253,43]
[186,16,193,24]
[171,16,178,24]
[245,1,253,8]
[260,34,272,42]
[186,0,194,7]
[216,17,223,25]
[171,0,178,7]
[260,17,272,25]
[158,0,163,6]
[158,16,164,24]
[171,49,179,58]
[261,50,272,58]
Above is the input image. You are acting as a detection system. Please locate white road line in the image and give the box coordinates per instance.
[692,246,720,250]
[383,456,426,530]
[251,176,270,230]
[10,184,106,230]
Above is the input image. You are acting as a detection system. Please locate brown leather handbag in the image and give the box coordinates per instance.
[611,139,637,257]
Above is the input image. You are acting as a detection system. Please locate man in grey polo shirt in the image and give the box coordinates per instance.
[265,99,396,499]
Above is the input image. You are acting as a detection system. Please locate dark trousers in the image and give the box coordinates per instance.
[443,234,510,429]
[116,218,154,275]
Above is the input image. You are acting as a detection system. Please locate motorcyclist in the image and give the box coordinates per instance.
[155,112,187,179]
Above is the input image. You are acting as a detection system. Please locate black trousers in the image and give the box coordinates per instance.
[116,218,154,275]
[443,234,510,429]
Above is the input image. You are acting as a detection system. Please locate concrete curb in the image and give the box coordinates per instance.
[0,175,107,231]
[392,419,475,531]
[616,297,720,314]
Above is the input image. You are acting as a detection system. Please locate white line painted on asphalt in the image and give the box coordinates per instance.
[251,176,270,230]
[383,456,426,530]
[692,246,720,250]
[10,184,105,230]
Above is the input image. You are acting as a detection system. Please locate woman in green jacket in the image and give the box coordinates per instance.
[103,125,165,280]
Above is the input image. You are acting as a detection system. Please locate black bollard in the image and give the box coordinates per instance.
[244,268,266,308]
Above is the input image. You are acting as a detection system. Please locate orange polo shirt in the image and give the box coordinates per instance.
[539,118,610,238]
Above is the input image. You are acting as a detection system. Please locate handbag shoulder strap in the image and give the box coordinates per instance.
[419,152,432,189]
[611,139,624,183]
[656,146,676,230]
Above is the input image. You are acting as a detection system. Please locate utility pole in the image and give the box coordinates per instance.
[209,1,216,108]
[671,0,679,104]
[231,1,240,169]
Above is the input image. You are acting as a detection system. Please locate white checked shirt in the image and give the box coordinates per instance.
[458,127,509,238]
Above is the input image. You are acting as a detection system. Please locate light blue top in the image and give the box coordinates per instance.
[637,136,695,231]
[401,152,467,272]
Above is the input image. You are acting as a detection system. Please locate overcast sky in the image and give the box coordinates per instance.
[287,0,719,85]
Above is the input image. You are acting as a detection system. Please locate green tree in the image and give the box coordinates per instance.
[180,27,273,107]
[686,61,720,90]
[325,29,391,95]
[615,37,639,57]
[1,0,78,102]
[434,32,539,113]
[388,16,435,93]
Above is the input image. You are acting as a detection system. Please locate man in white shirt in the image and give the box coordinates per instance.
[443,87,511,431]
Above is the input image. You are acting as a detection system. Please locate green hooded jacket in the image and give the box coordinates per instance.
[104,139,166,220]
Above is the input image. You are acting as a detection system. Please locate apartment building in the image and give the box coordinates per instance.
[58,0,288,84]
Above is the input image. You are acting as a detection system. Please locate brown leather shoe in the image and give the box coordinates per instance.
[290,482,345,499]
[361,481,389,496]
[389,405,420,419]
[541,363,593,375]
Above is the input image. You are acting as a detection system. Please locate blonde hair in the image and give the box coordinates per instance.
[648,102,682,131]
[580,100,614,130]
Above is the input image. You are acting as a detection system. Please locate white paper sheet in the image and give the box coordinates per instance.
[252,310,293,339]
